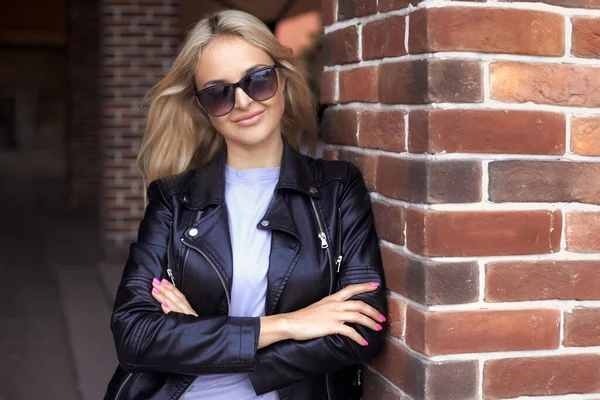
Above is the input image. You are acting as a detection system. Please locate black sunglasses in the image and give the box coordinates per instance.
[193,64,279,117]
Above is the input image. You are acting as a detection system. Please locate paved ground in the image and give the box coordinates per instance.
[0,172,118,400]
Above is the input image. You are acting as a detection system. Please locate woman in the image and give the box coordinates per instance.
[105,9,386,400]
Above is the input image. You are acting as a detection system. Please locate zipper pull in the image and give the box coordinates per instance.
[318,232,328,249]
[336,256,343,273]
[166,268,176,287]
[357,366,362,386]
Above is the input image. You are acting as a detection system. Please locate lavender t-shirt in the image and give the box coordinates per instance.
[183,166,280,400]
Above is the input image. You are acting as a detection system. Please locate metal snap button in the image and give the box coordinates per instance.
[309,187,318,194]
[188,228,198,237]
[260,220,270,227]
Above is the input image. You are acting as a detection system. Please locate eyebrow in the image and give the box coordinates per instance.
[202,64,270,88]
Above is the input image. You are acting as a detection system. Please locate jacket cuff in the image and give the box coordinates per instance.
[240,317,260,367]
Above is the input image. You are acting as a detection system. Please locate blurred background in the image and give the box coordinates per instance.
[0,1,323,398]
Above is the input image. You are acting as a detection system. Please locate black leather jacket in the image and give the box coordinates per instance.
[105,138,386,400]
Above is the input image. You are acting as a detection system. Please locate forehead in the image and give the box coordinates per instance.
[195,36,274,86]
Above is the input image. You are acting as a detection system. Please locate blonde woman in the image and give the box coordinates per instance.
[105,10,386,400]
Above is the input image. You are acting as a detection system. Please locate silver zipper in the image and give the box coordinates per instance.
[166,268,176,286]
[335,256,343,273]
[310,197,334,400]
[115,372,133,400]
[177,211,203,289]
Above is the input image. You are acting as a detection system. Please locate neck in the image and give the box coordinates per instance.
[225,133,283,170]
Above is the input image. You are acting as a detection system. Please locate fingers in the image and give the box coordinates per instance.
[343,300,386,324]
[335,282,381,302]
[337,325,369,347]
[151,278,198,317]
[340,311,383,332]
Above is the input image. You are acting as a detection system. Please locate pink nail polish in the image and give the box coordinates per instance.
[363,339,369,346]
[376,323,382,331]
[162,301,169,307]
[153,278,161,285]
[162,279,171,285]
[152,288,160,294]
[370,282,380,287]
[380,314,387,322]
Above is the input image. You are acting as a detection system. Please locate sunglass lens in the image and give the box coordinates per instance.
[244,68,278,101]
[199,85,234,116]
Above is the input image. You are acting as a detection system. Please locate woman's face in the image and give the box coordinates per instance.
[194,36,286,150]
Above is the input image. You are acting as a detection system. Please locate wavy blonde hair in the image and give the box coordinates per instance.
[137,10,318,188]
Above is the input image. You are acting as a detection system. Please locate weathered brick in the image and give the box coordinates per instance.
[499,0,600,8]
[565,308,600,347]
[376,157,482,203]
[572,17,600,58]
[572,116,600,156]
[363,16,407,60]
[337,149,379,191]
[338,0,377,20]
[320,70,336,104]
[486,261,600,302]
[321,109,359,146]
[566,212,600,252]
[484,355,600,399]
[363,368,408,400]
[322,0,336,26]
[322,148,339,161]
[407,307,560,355]
[489,161,600,204]
[323,27,359,66]
[409,110,565,155]
[372,200,405,245]
[379,59,483,104]
[381,245,479,305]
[359,110,406,152]
[387,296,405,339]
[378,0,418,11]
[406,209,562,257]
[372,339,478,399]
[409,8,564,56]
[491,62,600,107]
[339,67,378,103]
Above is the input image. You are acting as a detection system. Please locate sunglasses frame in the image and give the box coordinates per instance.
[193,63,279,117]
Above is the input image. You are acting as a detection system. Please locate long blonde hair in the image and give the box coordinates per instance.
[137,10,318,187]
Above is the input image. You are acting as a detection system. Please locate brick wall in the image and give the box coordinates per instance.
[321,0,600,398]
[68,0,101,208]
[100,0,180,259]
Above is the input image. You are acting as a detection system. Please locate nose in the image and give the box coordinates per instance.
[234,86,253,110]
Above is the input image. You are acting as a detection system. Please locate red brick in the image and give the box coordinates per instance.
[320,70,336,104]
[363,16,406,60]
[572,116,600,156]
[566,212,600,252]
[322,0,336,26]
[486,261,600,302]
[381,245,479,306]
[323,27,359,66]
[363,368,408,400]
[565,308,600,347]
[379,59,483,104]
[409,110,565,155]
[406,209,562,257]
[322,148,339,161]
[338,0,377,20]
[321,109,359,146]
[499,0,600,8]
[378,0,415,11]
[372,339,478,399]
[491,62,600,107]
[387,296,405,339]
[572,17,600,58]
[377,157,482,203]
[359,110,406,152]
[372,200,405,245]
[339,67,378,103]
[489,161,600,204]
[407,307,560,356]
[409,8,564,56]
[484,354,600,398]
[337,150,378,191]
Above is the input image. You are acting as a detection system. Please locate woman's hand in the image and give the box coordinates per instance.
[259,282,385,349]
[151,278,198,317]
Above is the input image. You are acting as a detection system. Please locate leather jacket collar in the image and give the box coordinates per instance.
[179,135,321,211]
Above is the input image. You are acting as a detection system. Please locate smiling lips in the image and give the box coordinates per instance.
[234,110,264,126]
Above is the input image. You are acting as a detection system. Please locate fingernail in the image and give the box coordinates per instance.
[370,282,380,287]
[162,279,171,285]
[152,288,160,294]
[153,278,161,285]
[380,314,387,322]
[162,301,169,307]
[376,323,383,331]
[363,339,369,346]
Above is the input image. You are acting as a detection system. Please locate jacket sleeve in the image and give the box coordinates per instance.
[249,163,387,394]
[110,180,260,375]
